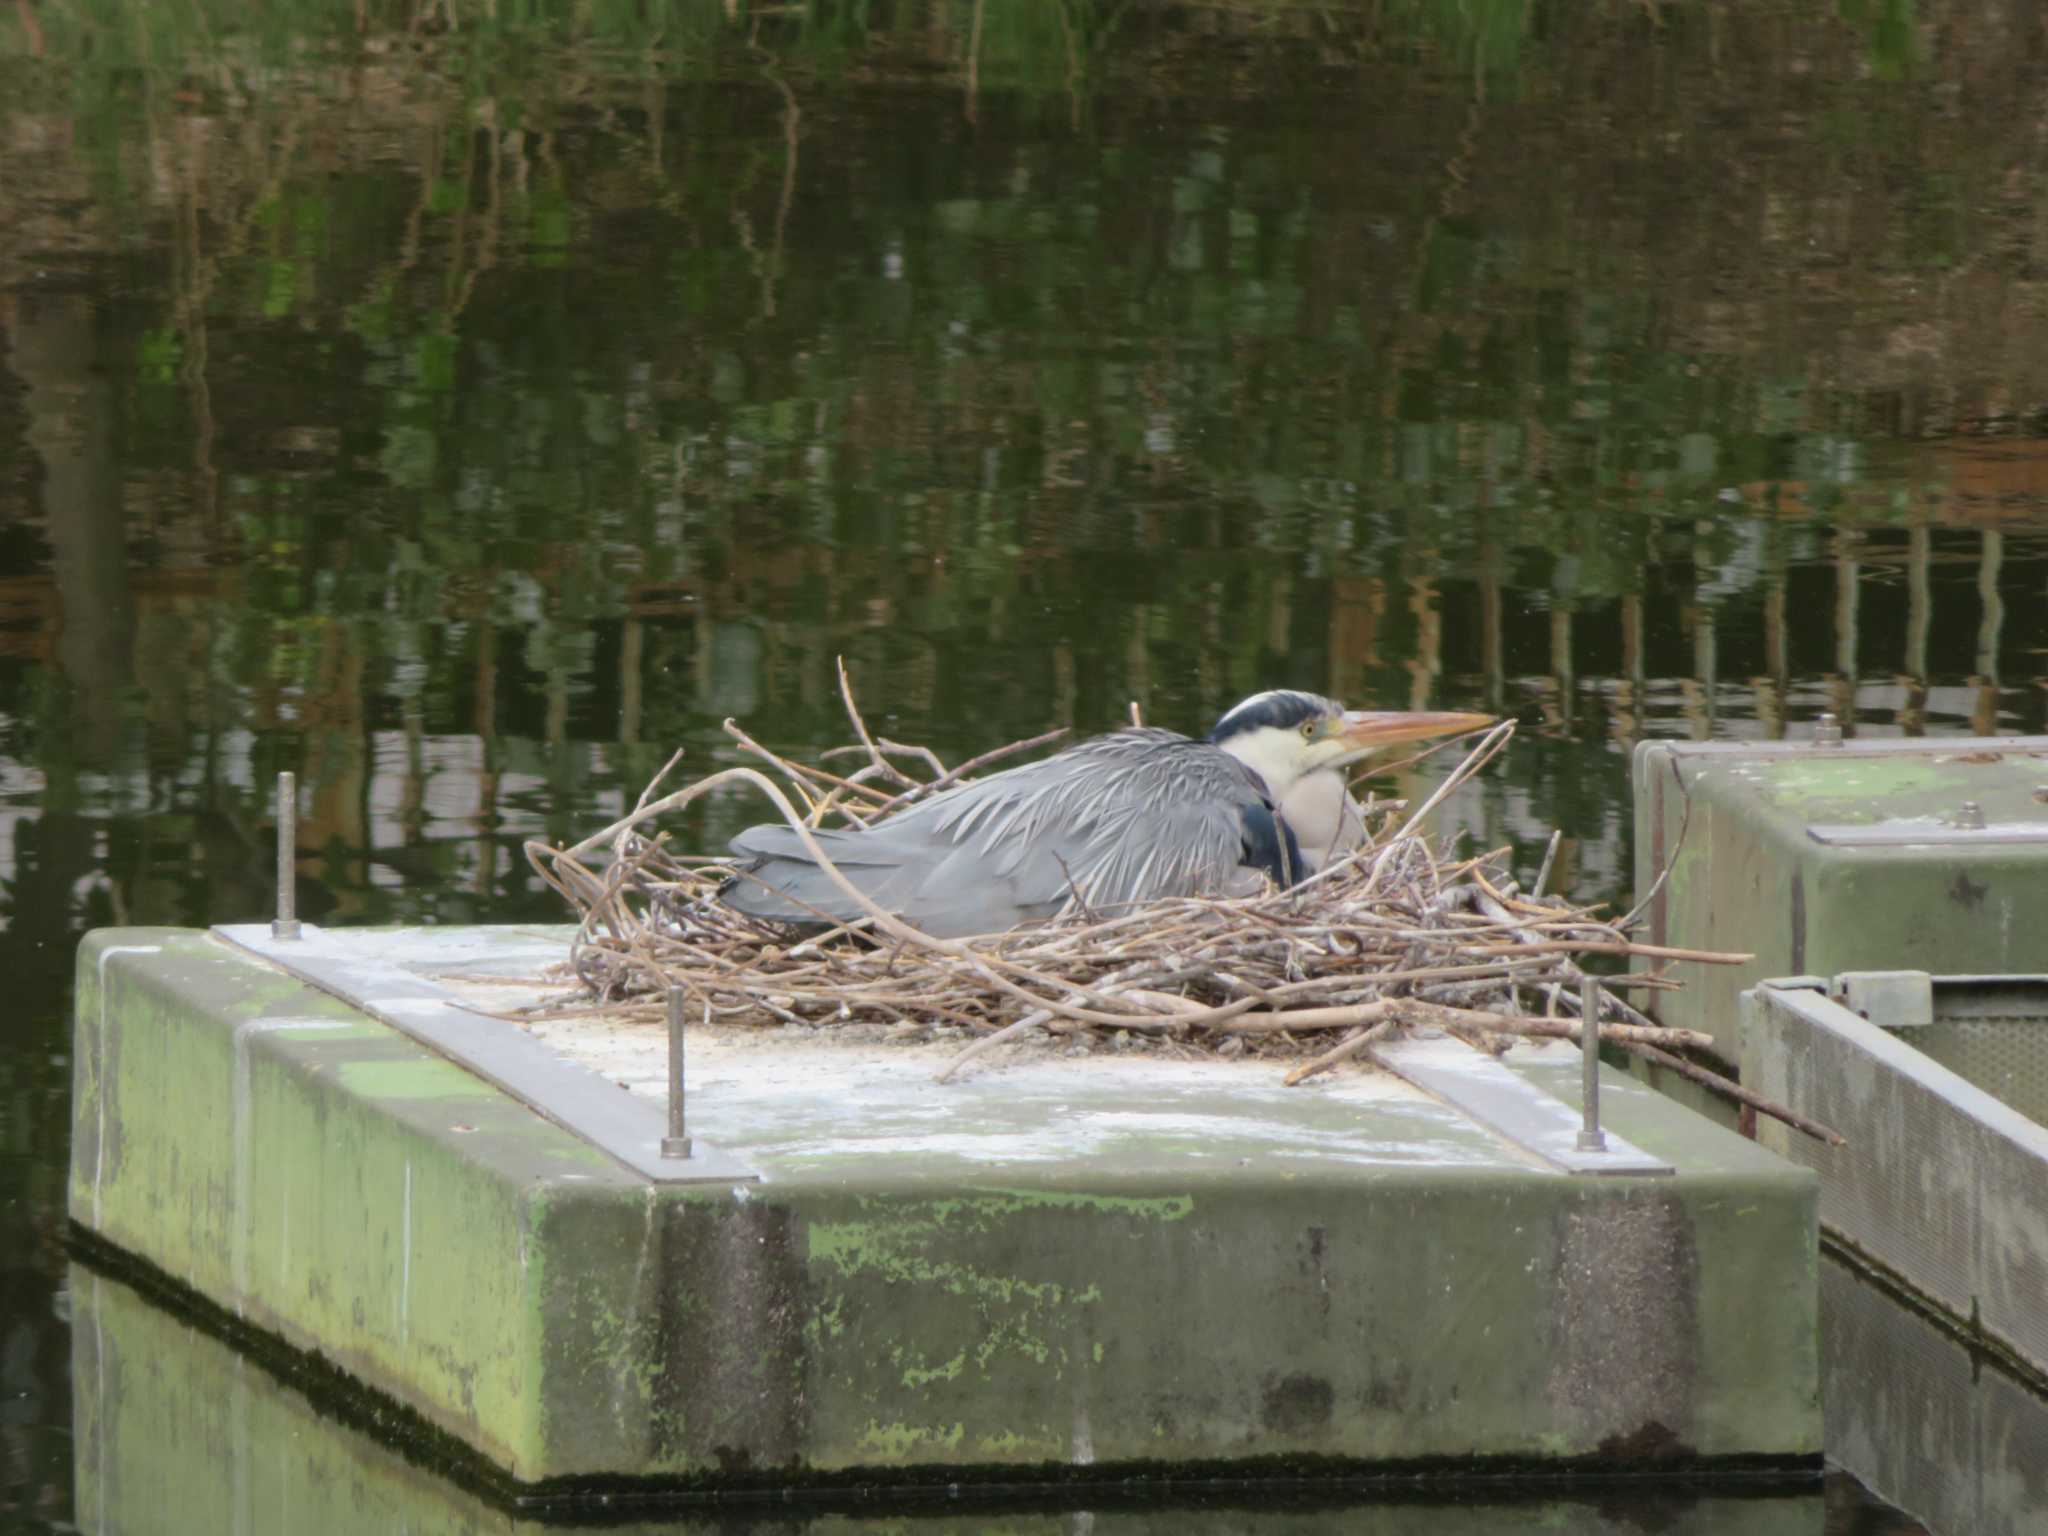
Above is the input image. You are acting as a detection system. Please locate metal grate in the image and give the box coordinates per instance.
[1908,1016,2048,1128]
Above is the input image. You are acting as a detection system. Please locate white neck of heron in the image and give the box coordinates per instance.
[1278,770,1365,870]
[1216,725,1316,801]
[1217,726,1363,872]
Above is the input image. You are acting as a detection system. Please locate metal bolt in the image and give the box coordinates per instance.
[1955,800,1987,830]
[272,772,301,941]
[1813,712,1843,747]
[662,986,693,1160]
[1576,973,1607,1153]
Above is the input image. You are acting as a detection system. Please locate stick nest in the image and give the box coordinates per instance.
[523,669,1841,1145]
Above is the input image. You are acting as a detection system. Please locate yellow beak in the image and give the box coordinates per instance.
[1329,710,1494,757]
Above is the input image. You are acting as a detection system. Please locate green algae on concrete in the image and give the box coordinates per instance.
[72,928,642,1480]
[71,1259,1826,1536]
[72,925,1822,1487]
[1632,736,2048,1054]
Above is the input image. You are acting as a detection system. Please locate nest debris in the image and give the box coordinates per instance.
[523,668,1841,1145]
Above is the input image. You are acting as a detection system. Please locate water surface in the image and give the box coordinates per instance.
[10,1,2048,1527]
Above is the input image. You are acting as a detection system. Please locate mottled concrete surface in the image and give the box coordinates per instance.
[1633,737,2048,1053]
[72,925,1821,1486]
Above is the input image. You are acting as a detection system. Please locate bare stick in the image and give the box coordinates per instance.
[1615,750,1694,933]
[1532,829,1562,898]
[1212,1000,1396,1036]
[1619,1038,1846,1147]
[1457,939,1754,965]
[877,737,948,779]
[1284,1019,1398,1085]
[724,719,895,808]
[837,655,919,789]
[935,1010,1053,1083]
[1387,998,1712,1051]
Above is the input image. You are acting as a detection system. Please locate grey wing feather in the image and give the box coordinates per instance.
[719,730,1262,938]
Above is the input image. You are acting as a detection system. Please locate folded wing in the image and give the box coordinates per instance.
[720,729,1270,939]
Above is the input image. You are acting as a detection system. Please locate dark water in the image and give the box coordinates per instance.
[8,0,2048,1527]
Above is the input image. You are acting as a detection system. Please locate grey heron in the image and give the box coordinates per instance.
[719,690,1490,939]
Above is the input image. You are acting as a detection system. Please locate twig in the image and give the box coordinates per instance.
[1458,939,1754,965]
[935,1010,1054,1083]
[724,718,895,809]
[837,655,919,790]
[1217,1000,1397,1036]
[1386,997,1712,1051]
[1532,829,1562,898]
[1284,1019,1397,1085]
[1620,1038,1846,1147]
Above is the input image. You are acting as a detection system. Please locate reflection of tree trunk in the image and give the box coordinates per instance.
[1900,522,1929,735]
[1685,600,1715,742]
[401,695,425,846]
[1616,593,1643,743]
[472,621,499,900]
[693,602,715,711]
[621,617,643,745]
[303,626,368,917]
[800,621,829,714]
[1973,528,2004,735]
[739,32,803,322]
[15,295,130,758]
[1478,541,1504,713]
[1550,604,1574,727]
[1832,527,1861,730]
[1404,570,1439,710]
[546,652,569,751]
[1684,525,1716,741]
[1758,567,1786,740]
[963,0,986,123]
[1905,523,1931,680]
[1125,605,1150,718]
[1328,577,1382,706]
[1976,528,2003,684]
[1264,572,1291,659]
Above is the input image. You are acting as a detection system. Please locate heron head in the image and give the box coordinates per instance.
[1207,690,1491,796]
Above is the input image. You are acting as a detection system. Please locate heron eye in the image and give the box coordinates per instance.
[1300,720,1317,740]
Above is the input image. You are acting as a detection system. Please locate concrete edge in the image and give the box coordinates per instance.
[69,926,667,1479]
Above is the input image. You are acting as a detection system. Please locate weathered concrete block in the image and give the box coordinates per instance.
[1632,735,2048,1055]
[71,927,1821,1488]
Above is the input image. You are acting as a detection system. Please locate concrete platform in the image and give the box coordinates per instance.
[1632,734,2048,1056]
[70,924,1822,1491]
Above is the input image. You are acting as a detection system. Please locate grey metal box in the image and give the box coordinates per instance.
[1633,735,2048,1056]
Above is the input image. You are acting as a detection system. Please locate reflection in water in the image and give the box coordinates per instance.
[68,1257,1846,1536]
[4,1,2048,1529]
[1822,1256,2048,1536]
